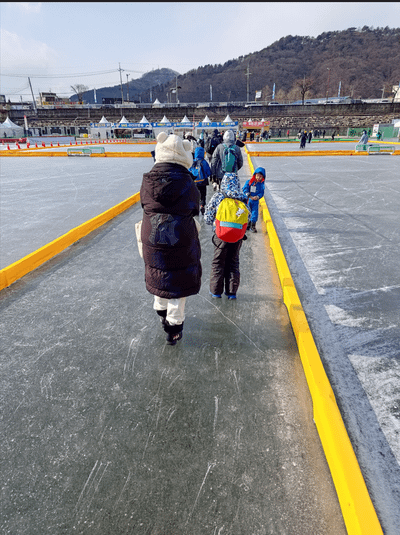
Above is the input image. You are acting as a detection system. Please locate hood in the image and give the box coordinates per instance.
[220,173,244,199]
[223,130,235,146]
[144,163,193,205]
[249,166,266,185]
[194,146,205,160]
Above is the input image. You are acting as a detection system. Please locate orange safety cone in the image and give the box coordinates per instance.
[7,144,10,150]
[16,143,21,149]
[27,142,30,148]
[35,143,38,148]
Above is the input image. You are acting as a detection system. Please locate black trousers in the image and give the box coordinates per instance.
[209,234,243,296]
[197,184,207,207]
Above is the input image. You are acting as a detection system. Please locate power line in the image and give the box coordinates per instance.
[2,69,120,79]
[2,66,149,79]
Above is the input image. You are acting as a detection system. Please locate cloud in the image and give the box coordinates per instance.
[8,2,42,13]
[1,29,58,74]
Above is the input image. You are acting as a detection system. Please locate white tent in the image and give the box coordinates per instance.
[202,115,211,123]
[90,116,114,139]
[139,115,150,124]
[160,115,170,124]
[180,115,191,123]
[223,114,233,123]
[152,98,162,108]
[0,116,24,138]
[118,116,129,124]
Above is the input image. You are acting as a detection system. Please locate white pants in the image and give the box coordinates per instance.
[153,296,186,326]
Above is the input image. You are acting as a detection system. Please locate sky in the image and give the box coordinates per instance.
[1,2,400,102]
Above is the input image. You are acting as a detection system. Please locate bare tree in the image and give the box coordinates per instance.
[275,88,287,103]
[296,78,313,104]
[70,84,89,104]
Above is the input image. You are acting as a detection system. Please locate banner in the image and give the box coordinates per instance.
[242,120,270,128]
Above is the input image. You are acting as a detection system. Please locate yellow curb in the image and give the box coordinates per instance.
[0,151,153,157]
[246,152,383,534]
[248,150,400,157]
[0,192,140,291]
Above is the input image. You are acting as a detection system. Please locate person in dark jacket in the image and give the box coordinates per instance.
[140,132,202,345]
[299,131,307,149]
[205,129,221,162]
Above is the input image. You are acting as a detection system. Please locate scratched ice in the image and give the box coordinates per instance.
[0,156,152,268]
[254,154,400,466]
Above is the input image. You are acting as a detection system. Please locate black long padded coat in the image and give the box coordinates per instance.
[140,162,202,299]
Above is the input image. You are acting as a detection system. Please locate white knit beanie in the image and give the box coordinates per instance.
[155,132,193,169]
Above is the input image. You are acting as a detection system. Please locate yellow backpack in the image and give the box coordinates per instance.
[215,197,248,242]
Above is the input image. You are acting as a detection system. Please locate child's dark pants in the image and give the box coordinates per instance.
[210,234,243,296]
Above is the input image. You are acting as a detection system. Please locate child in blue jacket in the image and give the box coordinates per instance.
[242,167,265,233]
[189,146,211,214]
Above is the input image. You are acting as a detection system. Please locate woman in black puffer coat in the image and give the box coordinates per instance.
[140,132,202,345]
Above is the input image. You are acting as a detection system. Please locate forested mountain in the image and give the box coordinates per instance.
[73,26,400,105]
[169,26,400,103]
[69,68,179,104]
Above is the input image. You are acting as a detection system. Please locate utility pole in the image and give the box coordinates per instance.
[126,74,129,102]
[245,64,252,103]
[326,68,331,103]
[118,63,124,104]
[28,77,37,114]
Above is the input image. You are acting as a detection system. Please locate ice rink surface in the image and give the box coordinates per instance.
[0,157,153,268]
[1,143,400,531]
[253,154,400,449]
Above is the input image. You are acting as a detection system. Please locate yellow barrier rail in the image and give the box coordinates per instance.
[0,192,140,291]
[0,151,153,157]
[248,150,400,157]
[246,151,383,534]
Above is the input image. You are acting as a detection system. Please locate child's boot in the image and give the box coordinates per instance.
[164,321,184,345]
[156,309,167,326]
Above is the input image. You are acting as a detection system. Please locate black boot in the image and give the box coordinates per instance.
[156,309,167,326]
[163,321,184,345]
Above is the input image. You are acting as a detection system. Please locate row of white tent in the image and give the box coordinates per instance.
[90,114,238,139]
[94,113,236,127]
[0,116,24,138]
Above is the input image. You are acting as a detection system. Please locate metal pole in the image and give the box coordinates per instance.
[126,74,129,102]
[246,65,252,102]
[28,77,37,114]
[326,68,331,102]
[119,63,124,104]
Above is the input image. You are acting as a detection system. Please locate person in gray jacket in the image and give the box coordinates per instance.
[359,130,369,145]
[211,130,243,191]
